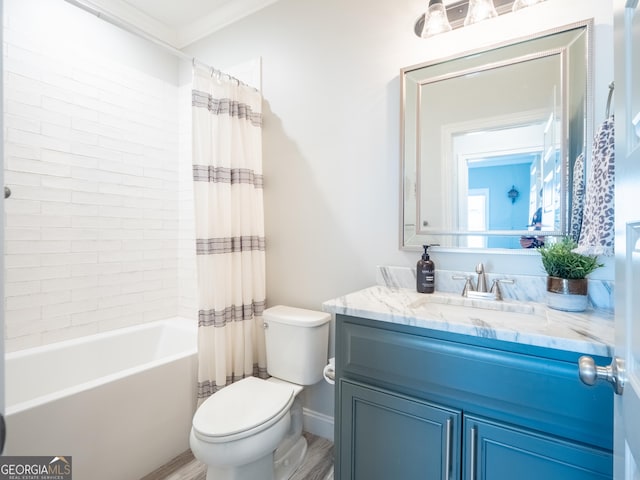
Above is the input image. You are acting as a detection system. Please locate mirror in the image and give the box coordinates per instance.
[401,21,592,250]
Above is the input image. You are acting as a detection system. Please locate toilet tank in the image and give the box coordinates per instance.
[263,305,331,385]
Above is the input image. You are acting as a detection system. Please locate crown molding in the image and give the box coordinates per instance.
[67,0,280,51]
[175,0,281,48]
[74,0,179,46]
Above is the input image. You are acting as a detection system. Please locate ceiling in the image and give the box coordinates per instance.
[81,0,280,49]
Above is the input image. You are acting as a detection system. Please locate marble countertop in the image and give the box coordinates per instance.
[323,286,615,358]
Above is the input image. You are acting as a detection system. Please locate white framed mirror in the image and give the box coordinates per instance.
[401,20,592,251]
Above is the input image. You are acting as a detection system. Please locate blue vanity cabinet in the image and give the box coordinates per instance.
[334,314,613,480]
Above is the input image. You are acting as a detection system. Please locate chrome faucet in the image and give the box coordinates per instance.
[453,264,515,301]
[475,263,488,293]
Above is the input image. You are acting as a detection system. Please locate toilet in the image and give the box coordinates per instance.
[190,305,331,480]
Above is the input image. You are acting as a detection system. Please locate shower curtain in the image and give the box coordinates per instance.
[192,67,267,404]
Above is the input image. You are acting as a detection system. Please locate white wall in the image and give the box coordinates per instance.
[184,0,614,435]
[2,0,193,351]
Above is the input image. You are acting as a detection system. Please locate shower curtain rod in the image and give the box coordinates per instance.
[62,0,255,89]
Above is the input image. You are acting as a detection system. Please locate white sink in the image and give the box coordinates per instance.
[408,291,536,315]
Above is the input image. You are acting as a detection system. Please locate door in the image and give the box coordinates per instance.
[581,3,640,476]
[0,0,6,455]
[614,1,640,478]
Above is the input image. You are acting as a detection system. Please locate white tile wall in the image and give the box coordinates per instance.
[3,2,197,352]
[178,80,198,321]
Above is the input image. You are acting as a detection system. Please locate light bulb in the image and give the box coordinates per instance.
[421,0,452,38]
[464,0,498,26]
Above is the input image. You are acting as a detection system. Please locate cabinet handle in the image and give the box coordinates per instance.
[444,418,452,480]
[470,425,478,480]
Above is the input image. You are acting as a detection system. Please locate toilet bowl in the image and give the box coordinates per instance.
[190,306,331,480]
[190,377,298,480]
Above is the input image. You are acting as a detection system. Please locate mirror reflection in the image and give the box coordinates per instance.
[401,22,591,250]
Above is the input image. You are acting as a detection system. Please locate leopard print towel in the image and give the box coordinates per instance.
[574,115,615,256]
[569,152,585,243]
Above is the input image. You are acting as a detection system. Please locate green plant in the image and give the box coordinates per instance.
[538,237,603,279]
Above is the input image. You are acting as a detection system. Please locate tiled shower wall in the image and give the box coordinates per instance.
[3,0,197,352]
[178,76,198,321]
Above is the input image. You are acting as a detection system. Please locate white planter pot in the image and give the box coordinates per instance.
[546,277,589,312]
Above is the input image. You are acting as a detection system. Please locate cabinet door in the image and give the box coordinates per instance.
[463,416,612,480]
[338,380,460,480]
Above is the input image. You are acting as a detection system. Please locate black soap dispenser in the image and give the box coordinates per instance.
[417,245,435,294]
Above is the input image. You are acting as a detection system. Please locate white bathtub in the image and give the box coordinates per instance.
[4,317,198,480]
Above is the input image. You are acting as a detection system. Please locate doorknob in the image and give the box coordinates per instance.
[578,355,625,395]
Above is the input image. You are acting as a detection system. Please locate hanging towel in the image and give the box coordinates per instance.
[569,152,585,242]
[575,116,615,256]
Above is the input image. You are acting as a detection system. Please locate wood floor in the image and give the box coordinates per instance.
[141,432,334,480]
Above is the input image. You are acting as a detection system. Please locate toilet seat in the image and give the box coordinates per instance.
[192,376,294,443]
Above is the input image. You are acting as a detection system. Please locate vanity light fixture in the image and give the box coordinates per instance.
[464,0,498,26]
[421,0,452,38]
[414,0,545,38]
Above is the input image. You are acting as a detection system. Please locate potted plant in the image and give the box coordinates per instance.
[538,237,603,312]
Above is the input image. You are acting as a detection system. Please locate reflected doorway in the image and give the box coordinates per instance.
[467,188,488,248]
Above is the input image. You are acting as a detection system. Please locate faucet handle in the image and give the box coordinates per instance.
[489,279,515,301]
[452,275,476,297]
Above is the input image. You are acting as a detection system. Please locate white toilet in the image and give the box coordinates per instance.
[190,305,331,480]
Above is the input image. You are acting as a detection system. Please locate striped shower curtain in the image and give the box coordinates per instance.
[191,67,267,404]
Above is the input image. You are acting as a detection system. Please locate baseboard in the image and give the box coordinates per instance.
[302,407,334,442]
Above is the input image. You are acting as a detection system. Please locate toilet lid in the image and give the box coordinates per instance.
[192,377,294,442]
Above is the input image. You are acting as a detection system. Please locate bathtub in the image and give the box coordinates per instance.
[4,317,198,480]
